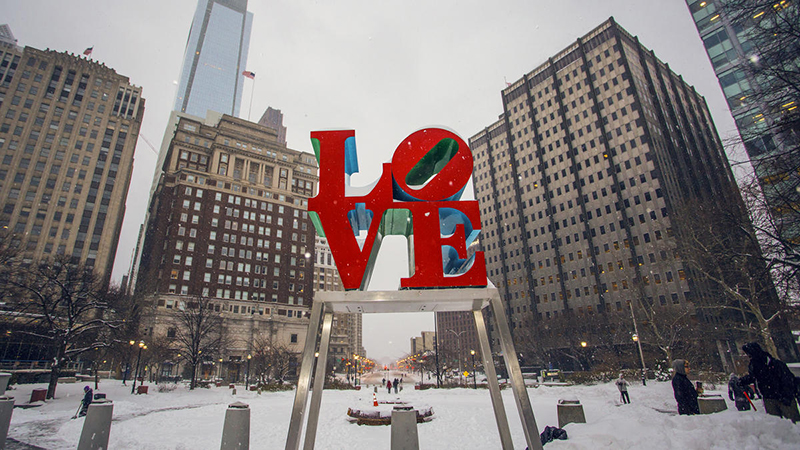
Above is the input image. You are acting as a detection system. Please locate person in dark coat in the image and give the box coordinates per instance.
[393,378,399,394]
[79,386,93,417]
[671,359,699,415]
[386,379,392,394]
[739,342,800,423]
[728,373,751,411]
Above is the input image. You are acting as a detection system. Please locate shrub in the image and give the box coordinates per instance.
[257,382,294,392]
[157,383,178,393]
[324,379,358,390]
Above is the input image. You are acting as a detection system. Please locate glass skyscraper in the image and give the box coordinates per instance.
[686,0,800,243]
[173,0,252,118]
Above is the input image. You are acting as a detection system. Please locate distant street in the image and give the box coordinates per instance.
[359,370,418,386]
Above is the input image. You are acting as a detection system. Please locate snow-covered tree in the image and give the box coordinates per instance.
[5,255,113,399]
[171,295,225,389]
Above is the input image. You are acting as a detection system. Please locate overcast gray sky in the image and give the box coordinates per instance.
[2,0,743,363]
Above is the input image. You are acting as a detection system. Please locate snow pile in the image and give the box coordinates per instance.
[5,376,800,449]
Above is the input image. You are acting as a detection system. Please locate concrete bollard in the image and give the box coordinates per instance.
[0,373,11,395]
[698,395,728,414]
[220,401,250,450]
[557,398,586,428]
[0,396,14,446]
[390,406,419,450]
[77,399,113,450]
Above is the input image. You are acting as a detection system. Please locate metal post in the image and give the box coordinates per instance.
[434,315,441,388]
[245,355,251,387]
[630,302,647,386]
[131,341,144,395]
[448,329,466,386]
[471,351,477,389]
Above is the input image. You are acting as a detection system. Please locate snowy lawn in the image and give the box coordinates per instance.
[5,376,800,449]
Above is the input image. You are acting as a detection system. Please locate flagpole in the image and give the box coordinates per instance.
[248,78,255,122]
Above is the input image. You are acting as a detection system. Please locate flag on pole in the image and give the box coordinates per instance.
[242,70,256,79]
[83,47,93,56]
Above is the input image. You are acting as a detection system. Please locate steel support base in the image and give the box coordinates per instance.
[285,287,543,450]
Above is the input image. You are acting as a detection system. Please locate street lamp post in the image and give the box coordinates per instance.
[630,301,647,386]
[122,340,135,385]
[131,341,145,394]
[470,350,477,389]
[246,354,252,387]
[354,355,360,385]
[447,330,466,386]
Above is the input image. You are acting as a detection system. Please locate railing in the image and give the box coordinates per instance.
[0,360,84,372]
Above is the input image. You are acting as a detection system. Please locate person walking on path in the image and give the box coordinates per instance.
[728,373,751,411]
[393,378,399,394]
[740,342,800,423]
[78,386,93,417]
[386,379,392,394]
[671,359,699,415]
[615,373,630,404]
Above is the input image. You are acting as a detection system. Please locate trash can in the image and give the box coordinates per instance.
[0,373,11,395]
[30,389,47,403]
[698,394,727,414]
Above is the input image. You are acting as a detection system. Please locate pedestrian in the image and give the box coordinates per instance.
[382,377,385,386]
[79,386,93,417]
[615,373,630,404]
[386,379,392,394]
[671,359,699,415]
[728,373,751,411]
[393,378,398,394]
[739,342,800,423]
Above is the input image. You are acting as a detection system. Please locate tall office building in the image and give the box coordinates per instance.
[173,0,252,118]
[135,112,318,369]
[687,0,800,243]
[258,107,287,146]
[314,235,365,365]
[0,25,18,49]
[0,32,144,284]
[470,18,796,368]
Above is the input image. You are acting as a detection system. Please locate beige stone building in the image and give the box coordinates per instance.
[0,36,144,284]
[313,235,364,372]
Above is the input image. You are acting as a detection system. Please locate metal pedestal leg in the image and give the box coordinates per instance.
[303,312,333,450]
[286,301,325,450]
[491,296,543,450]
[474,309,513,450]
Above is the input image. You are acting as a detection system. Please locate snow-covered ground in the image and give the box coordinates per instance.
[5,373,800,449]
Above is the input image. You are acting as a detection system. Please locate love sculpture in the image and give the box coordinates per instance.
[307,128,485,290]
[286,128,542,450]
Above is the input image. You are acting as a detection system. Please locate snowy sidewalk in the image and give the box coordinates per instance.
[5,379,800,449]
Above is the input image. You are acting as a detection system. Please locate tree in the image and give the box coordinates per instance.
[100,284,144,382]
[671,198,799,361]
[171,295,225,389]
[6,256,113,399]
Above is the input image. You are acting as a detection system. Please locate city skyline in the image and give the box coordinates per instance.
[2,0,743,360]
